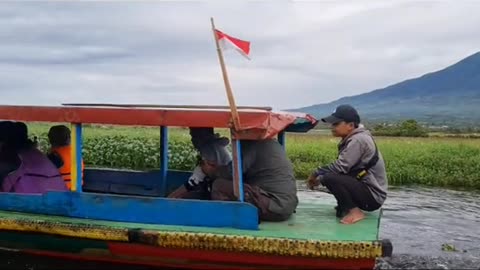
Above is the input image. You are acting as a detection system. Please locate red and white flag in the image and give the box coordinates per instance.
[215,29,251,60]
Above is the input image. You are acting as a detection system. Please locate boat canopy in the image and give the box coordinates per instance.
[0,104,318,139]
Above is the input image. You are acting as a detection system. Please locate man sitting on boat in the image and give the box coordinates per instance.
[306,104,388,225]
[47,125,84,190]
[168,127,298,222]
[0,121,67,193]
[167,129,229,201]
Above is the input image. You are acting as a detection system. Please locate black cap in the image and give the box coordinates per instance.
[321,104,360,124]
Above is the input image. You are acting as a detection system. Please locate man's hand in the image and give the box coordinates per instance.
[306,173,321,190]
[167,185,188,199]
[200,161,217,178]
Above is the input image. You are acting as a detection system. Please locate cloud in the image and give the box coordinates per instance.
[0,1,479,110]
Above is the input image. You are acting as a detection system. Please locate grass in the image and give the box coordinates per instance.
[287,134,480,188]
[26,123,480,189]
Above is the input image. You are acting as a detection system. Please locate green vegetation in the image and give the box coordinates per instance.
[31,124,199,172]
[441,243,460,252]
[288,134,480,189]
[372,119,429,137]
[28,123,480,189]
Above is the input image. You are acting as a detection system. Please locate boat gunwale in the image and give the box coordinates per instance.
[0,212,392,259]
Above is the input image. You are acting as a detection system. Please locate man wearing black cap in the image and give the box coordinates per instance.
[307,104,387,224]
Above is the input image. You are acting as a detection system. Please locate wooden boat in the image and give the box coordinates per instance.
[0,104,392,269]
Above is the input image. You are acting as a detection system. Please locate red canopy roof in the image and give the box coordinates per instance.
[0,104,318,140]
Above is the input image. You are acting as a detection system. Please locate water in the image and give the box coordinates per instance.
[301,185,480,257]
[2,186,480,269]
[377,186,480,269]
[302,185,480,269]
[378,186,480,257]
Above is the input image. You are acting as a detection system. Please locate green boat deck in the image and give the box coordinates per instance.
[0,193,381,242]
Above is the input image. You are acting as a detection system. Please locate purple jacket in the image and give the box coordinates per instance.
[1,148,68,193]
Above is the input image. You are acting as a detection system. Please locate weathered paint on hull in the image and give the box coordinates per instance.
[0,231,375,270]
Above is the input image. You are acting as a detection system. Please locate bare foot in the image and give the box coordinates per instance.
[340,208,365,224]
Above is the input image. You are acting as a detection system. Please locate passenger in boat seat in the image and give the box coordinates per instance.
[0,121,67,193]
[0,122,20,185]
[167,128,230,200]
[46,125,84,190]
[306,105,388,225]
[169,127,298,222]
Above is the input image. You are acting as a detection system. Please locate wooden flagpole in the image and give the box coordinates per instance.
[210,17,241,131]
[211,17,243,201]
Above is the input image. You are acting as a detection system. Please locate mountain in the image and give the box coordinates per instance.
[292,51,480,127]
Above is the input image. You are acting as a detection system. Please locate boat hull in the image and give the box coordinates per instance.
[0,189,390,270]
[0,230,376,270]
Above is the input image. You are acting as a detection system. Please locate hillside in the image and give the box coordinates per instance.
[293,52,480,127]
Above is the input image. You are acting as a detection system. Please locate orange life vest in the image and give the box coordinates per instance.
[50,146,84,190]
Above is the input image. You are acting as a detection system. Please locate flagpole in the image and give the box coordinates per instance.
[210,17,241,131]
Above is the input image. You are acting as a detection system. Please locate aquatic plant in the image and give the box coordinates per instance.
[29,124,480,189]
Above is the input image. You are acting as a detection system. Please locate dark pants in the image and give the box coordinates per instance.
[181,181,211,200]
[211,179,290,222]
[322,174,381,216]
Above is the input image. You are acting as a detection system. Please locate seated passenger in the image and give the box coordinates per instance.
[169,128,298,222]
[168,129,230,200]
[0,121,20,184]
[47,125,84,190]
[11,121,38,148]
[0,122,67,193]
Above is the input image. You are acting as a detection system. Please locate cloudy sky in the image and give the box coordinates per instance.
[1,1,479,110]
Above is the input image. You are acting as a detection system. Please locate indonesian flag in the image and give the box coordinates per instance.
[215,29,251,60]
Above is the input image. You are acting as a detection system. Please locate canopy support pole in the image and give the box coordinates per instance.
[278,131,286,149]
[160,126,169,196]
[70,123,83,192]
[231,130,244,202]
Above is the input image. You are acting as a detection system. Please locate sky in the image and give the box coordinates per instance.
[1,0,479,110]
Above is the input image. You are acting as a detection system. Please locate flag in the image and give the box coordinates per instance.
[215,29,251,60]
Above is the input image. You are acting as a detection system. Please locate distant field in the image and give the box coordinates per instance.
[428,131,480,139]
[26,123,480,189]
